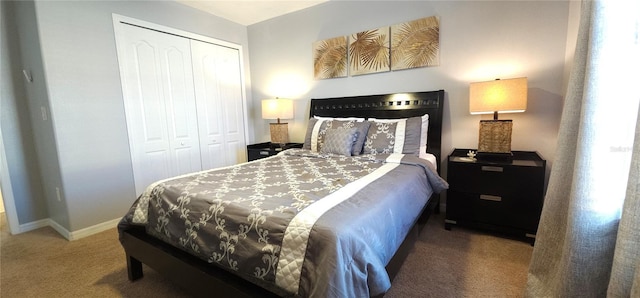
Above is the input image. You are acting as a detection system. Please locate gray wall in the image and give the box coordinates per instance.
[248,1,570,186]
[3,0,252,232]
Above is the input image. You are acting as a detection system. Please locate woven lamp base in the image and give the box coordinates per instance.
[478,120,513,162]
[270,123,289,144]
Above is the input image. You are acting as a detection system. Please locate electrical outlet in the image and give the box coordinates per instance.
[41,106,48,121]
[55,187,62,202]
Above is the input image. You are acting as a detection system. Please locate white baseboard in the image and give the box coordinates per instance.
[18,218,50,233]
[17,217,121,241]
[67,217,121,240]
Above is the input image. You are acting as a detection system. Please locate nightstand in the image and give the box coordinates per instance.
[247,142,303,161]
[445,148,546,243]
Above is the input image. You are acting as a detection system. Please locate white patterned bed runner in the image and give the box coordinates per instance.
[275,154,404,294]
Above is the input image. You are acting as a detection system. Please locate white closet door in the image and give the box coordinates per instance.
[117,24,202,195]
[191,40,247,169]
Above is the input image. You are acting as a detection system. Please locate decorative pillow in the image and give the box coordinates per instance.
[367,114,429,157]
[320,127,359,156]
[363,121,399,154]
[303,118,319,150]
[303,118,332,151]
[303,118,371,155]
[331,120,370,155]
[363,116,424,156]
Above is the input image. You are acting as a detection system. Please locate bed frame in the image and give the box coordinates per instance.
[120,90,445,297]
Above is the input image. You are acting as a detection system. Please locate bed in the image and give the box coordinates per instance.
[118,90,447,297]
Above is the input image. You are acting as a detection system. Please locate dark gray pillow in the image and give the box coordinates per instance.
[330,120,371,155]
[320,127,359,156]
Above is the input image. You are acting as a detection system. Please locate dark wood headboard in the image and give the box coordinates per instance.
[309,90,445,167]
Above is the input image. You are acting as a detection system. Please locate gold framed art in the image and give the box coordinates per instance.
[391,16,440,70]
[313,15,440,79]
[313,36,348,79]
[349,27,390,76]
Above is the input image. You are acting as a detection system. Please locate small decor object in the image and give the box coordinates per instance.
[391,16,440,70]
[467,150,477,160]
[262,98,294,145]
[469,77,527,161]
[313,36,348,79]
[349,27,390,76]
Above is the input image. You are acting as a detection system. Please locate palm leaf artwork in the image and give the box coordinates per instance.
[313,36,348,79]
[349,27,390,76]
[391,16,440,70]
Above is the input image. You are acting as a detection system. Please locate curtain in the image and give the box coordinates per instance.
[526,0,640,297]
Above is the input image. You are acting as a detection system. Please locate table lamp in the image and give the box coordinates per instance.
[469,77,527,161]
[262,98,294,145]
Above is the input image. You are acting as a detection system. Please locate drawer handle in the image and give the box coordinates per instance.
[481,166,503,172]
[479,194,502,202]
[259,151,270,156]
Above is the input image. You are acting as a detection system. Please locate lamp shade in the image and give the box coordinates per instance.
[469,77,528,115]
[262,98,294,120]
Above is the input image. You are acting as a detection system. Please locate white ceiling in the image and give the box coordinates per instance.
[176,0,330,26]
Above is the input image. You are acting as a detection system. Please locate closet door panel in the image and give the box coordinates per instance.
[192,51,225,169]
[129,40,167,154]
[162,46,202,175]
[117,24,201,195]
[216,46,245,163]
[141,150,171,187]
[191,40,246,169]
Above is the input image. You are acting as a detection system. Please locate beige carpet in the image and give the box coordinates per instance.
[0,212,532,297]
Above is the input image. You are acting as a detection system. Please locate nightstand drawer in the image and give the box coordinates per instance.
[247,149,272,161]
[447,190,539,231]
[448,162,542,195]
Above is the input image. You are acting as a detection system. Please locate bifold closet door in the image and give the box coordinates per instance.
[117,24,202,195]
[191,40,247,169]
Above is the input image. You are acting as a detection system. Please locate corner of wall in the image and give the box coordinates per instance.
[14,0,71,230]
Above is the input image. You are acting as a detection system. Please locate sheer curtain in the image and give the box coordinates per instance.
[525,0,640,297]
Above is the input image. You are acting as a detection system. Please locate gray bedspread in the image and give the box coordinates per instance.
[118,149,448,297]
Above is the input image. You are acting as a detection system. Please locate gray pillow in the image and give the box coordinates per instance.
[303,118,332,151]
[362,116,422,155]
[320,127,359,156]
[303,118,371,155]
[363,121,399,154]
[330,120,371,155]
[303,118,319,150]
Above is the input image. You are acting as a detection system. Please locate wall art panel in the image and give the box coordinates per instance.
[349,27,390,76]
[313,36,348,79]
[391,16,440,71]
